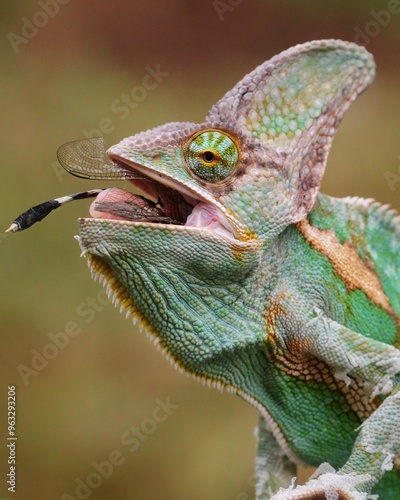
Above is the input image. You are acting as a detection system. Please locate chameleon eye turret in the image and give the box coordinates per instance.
[184,130,238,183]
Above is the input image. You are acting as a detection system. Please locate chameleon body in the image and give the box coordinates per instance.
[73,41,400,498]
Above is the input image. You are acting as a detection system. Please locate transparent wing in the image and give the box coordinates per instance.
[57,137,143,180]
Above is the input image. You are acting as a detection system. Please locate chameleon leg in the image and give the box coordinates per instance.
[303,312,400,400]
[269,312,400,499]
[255,415,296,499]
[339,384,400,494]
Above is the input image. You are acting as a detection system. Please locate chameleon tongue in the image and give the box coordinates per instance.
[185,202,235,239]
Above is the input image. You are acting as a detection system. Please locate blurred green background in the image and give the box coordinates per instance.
[1,1,399,499]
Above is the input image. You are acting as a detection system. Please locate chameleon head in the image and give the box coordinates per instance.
[77,40,375,377]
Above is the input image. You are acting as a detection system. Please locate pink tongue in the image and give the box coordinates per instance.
[89,187,149,220]
[185,203,234,238]
[185,203,218,228]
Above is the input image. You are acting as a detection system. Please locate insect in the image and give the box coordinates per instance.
[6,137,181,232]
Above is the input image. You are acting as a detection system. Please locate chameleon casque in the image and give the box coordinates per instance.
[10,40,400,498]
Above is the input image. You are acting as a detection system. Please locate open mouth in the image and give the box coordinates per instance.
[89,158,238,240]
[6,137,244,241]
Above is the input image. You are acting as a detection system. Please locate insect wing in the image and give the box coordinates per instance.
[57,137,140,180]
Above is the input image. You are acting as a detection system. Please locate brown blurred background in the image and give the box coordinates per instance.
[1,1,400,499]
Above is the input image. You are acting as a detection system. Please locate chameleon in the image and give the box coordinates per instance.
[7,40,400,499]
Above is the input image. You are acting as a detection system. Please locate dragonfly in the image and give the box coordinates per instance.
[6,137,179,233]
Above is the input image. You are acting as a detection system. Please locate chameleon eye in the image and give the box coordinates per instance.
[184,130,238,183]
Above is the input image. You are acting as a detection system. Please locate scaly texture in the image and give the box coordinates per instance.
[74,40,400,499]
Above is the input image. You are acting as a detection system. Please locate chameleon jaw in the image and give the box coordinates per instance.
[85,157,249,241]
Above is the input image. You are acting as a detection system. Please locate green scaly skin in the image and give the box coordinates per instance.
[76,40,400,499]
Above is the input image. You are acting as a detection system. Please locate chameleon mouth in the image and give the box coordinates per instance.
[88,158,238,240]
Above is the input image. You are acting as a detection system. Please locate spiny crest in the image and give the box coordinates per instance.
[204,39,376,221]
[237,47,373,149]
[206,39,375,145]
